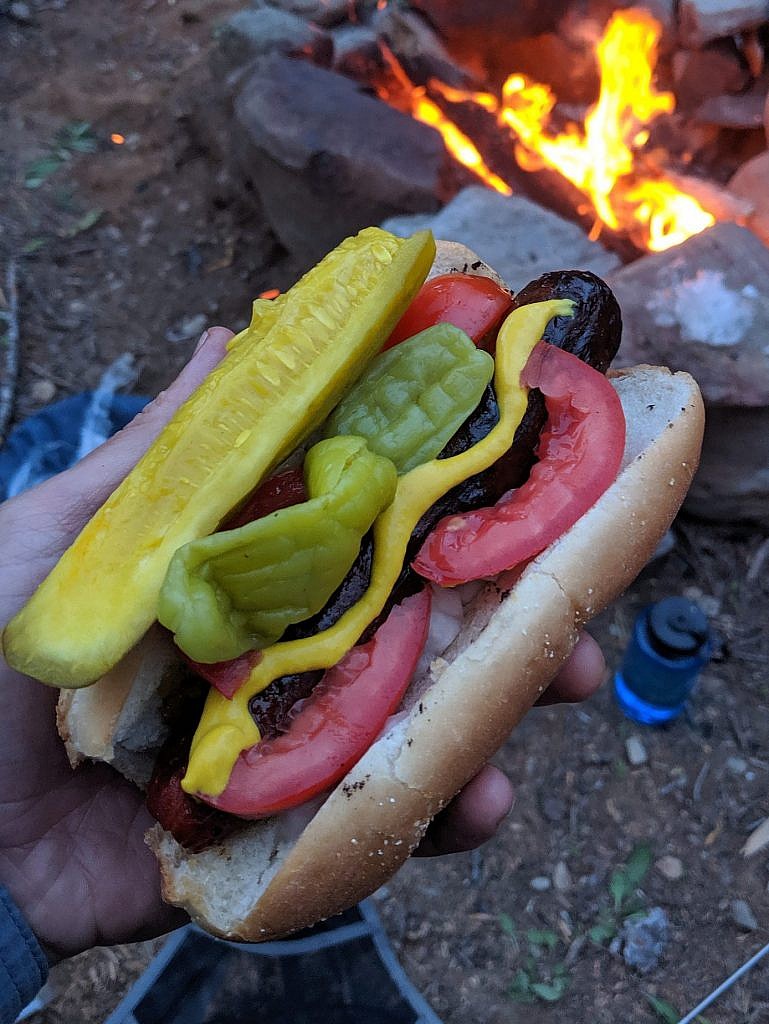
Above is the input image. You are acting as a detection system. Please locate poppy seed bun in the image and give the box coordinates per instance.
[61,243,704,940]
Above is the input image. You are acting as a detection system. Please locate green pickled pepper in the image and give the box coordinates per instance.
[324,323,495,474]
[158,437,397,663]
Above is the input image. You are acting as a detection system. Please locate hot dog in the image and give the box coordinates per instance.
[2,230,704,941]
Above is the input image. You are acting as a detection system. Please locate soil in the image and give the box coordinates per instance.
[2,3,769,1023]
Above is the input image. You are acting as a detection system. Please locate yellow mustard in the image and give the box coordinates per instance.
[182,298,575,797]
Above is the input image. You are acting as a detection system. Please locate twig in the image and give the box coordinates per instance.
[747,537,769,584]
[678,941,769,1024]
[692,760,710,803]
[0,259,20,445]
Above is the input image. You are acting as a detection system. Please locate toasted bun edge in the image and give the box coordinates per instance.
[152,363,704,940]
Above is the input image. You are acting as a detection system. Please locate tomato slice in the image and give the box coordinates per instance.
[221,466,307,531]
[203,588,432,818]
[384,273,513,352]
[183,650,262,700]
[412,343,626,586]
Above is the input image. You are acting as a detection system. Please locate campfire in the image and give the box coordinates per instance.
[373,8,716,253]
[207,0,769,270]
[202,0,769,526]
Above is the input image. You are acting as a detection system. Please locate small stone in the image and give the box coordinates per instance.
[542,796,566,823]
[530,876,551,892]
[29,379,57,404]
[9,2,34,24]
[165,313,208,344]
[655,855,684,881]
[727,756,749,775]
[731,899,758,931]
[553,861,572,892]
[621,907,670,973]
[625,735,649,767]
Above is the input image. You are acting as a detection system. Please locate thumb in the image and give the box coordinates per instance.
[73,326,233,504]
[3,327,232,552]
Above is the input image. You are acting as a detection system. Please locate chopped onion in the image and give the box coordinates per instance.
[415,584,464,679]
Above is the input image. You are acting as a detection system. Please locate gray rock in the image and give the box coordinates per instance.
[609,223,769,524]
[731,898,759,930]
[729,151,769,248]
[213,9,332,88]
[678,0,769,48]
[231,55,445,264]
[625,735,649,767]
[655,855,684,881]
[382,188,620,293]
[252,0,351,28]
[370,5,466,86]
[610,223,769,406]
[690,404,769,523]
[530,875,551,892]
[553,861,572,892]
[541,795,566,823]
[331,24,383,82]
[621,907,670,973]
[9,2,33,24]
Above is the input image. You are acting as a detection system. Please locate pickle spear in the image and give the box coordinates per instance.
[3,228,435,687]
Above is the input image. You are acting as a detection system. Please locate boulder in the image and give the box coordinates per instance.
[250,0,350,28]
[231,55,447,264]
[678,0,769,47]
[729,150,769,247]
[382,187,620,293]
[609,223,769,523]
[213,8,332,90]
[610,223,769,406]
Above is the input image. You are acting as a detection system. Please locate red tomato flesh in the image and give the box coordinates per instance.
[384,273,513,352]
[412,342,626,586]
[183,650,262,700]
[202,588,432,818]
[222,466,307,531]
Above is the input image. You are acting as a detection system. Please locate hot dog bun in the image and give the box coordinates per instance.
[58,242,705,941]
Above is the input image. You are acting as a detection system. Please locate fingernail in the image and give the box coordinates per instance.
[193,329,211,354]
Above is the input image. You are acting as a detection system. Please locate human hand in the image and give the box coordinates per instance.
[0,327,606,956]
[416,633,606,856]
[0,329,232,959]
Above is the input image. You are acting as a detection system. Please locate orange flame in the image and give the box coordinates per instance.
[411,94,512,195]
[495,9,714,250]
[376,9,715,252]
[379,44,511,195]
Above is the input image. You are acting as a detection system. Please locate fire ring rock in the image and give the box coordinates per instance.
[230,54,448,265]
[609,222,769,523]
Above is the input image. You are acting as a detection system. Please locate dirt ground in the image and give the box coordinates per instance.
[2,3,769,1022]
